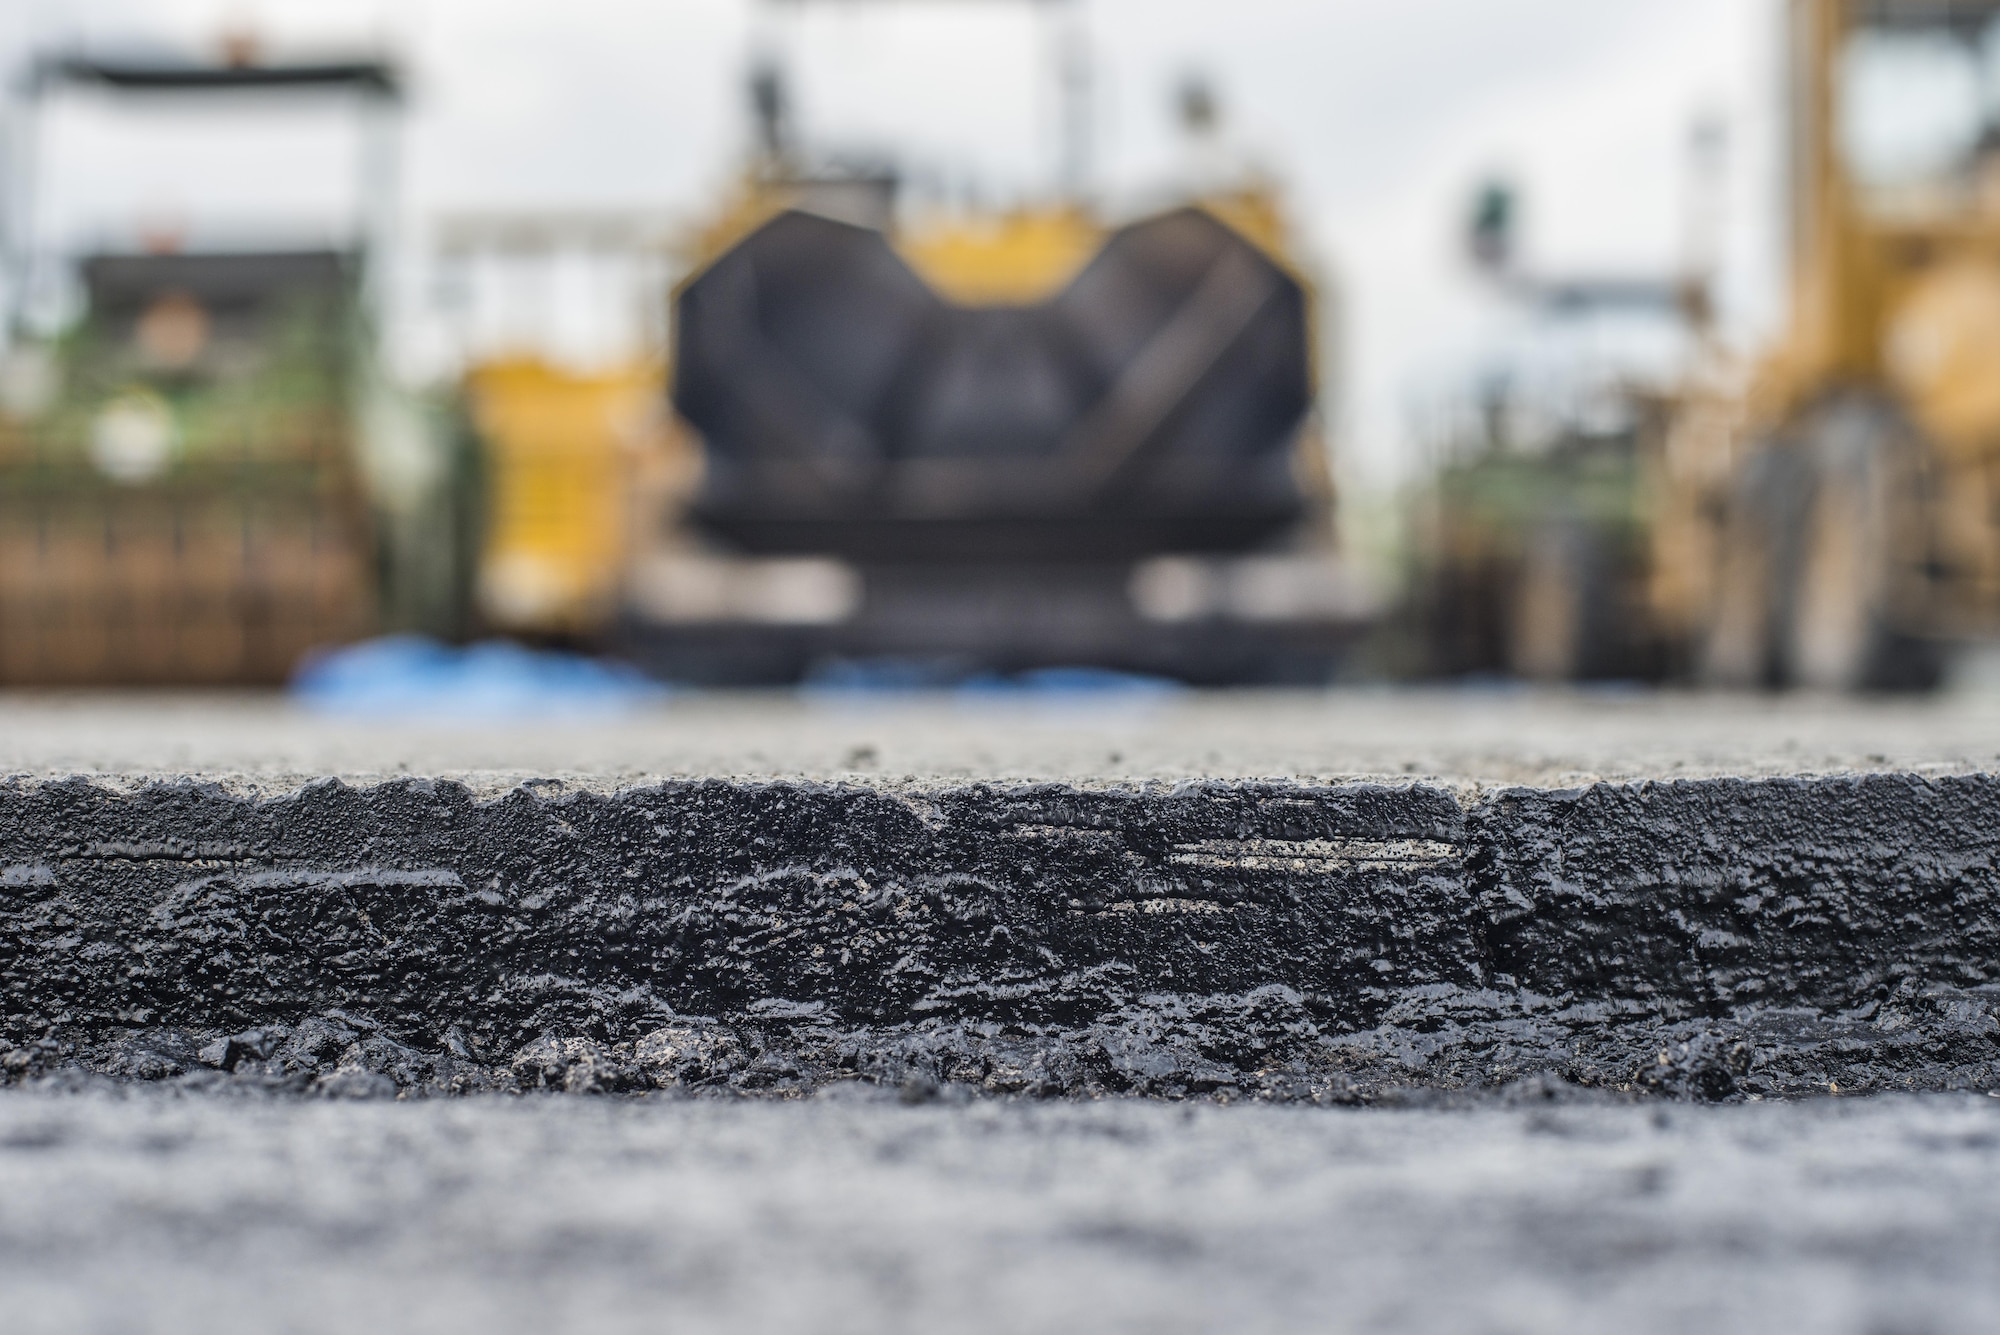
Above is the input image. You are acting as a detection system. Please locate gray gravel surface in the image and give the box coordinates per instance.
[10,688,2000,791]
[4,1089,1999,1335]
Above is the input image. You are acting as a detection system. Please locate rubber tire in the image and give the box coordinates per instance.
[1700,396,1941,692]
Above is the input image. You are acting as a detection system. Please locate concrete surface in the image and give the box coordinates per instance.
[3,1087,1999,1335]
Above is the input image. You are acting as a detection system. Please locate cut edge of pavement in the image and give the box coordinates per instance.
[4,768,1998,1104]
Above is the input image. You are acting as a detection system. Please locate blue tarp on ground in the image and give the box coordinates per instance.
[292,636,668,718]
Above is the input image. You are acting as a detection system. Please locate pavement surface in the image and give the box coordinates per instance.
[8,686,2000,791]
[8,689,2000,1332]
[8,689,2000,1102]
[3,1087,1999,1335]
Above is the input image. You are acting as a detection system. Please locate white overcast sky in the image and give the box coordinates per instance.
[2,0,1785,486]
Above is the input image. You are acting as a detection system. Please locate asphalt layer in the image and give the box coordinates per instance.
[8,691,2000,1331]
[6,690,2000,1101]
[4,1088,2000,1335]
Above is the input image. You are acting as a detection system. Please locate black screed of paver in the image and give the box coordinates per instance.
[1,773,1996,1102]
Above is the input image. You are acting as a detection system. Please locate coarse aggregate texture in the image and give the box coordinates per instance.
[5,690,2000,1101]
[2,1087,1999,1335]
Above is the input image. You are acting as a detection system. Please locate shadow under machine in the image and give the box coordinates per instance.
[622,6,1356,685]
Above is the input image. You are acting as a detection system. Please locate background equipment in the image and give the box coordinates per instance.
[0,51,471,685]
[623,10,1355,683]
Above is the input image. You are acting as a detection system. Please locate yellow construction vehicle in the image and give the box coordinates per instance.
[1659,0,2000,689]
[1426,0,2000,691]
[433,211,686,641]
[622,27,1350,683]
[460,356,669,636]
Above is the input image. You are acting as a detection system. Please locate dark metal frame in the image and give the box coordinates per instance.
[3,52,403,339]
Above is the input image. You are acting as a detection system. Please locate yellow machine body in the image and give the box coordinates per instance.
[1653,0,2000,685]
[896,207,1103,305]
[893,190,1301,303]
[465,356,673,636]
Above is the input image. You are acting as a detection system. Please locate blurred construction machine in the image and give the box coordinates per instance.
[1420,0,2000,691]
[432,211,679,641]
[1654,0,2000,689]
[0,50,471,685]
[1409,164,1696,683]
[1410,370,1676,684]
[620,1,1356,684]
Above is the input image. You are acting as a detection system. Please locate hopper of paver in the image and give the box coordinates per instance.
[672,205,1313,565]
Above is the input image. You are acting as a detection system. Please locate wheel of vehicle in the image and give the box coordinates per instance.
[1697,440,1797,689]
[1785,425,1884,690]
[1508,522,1590,682]
[1779,399,1939,691]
